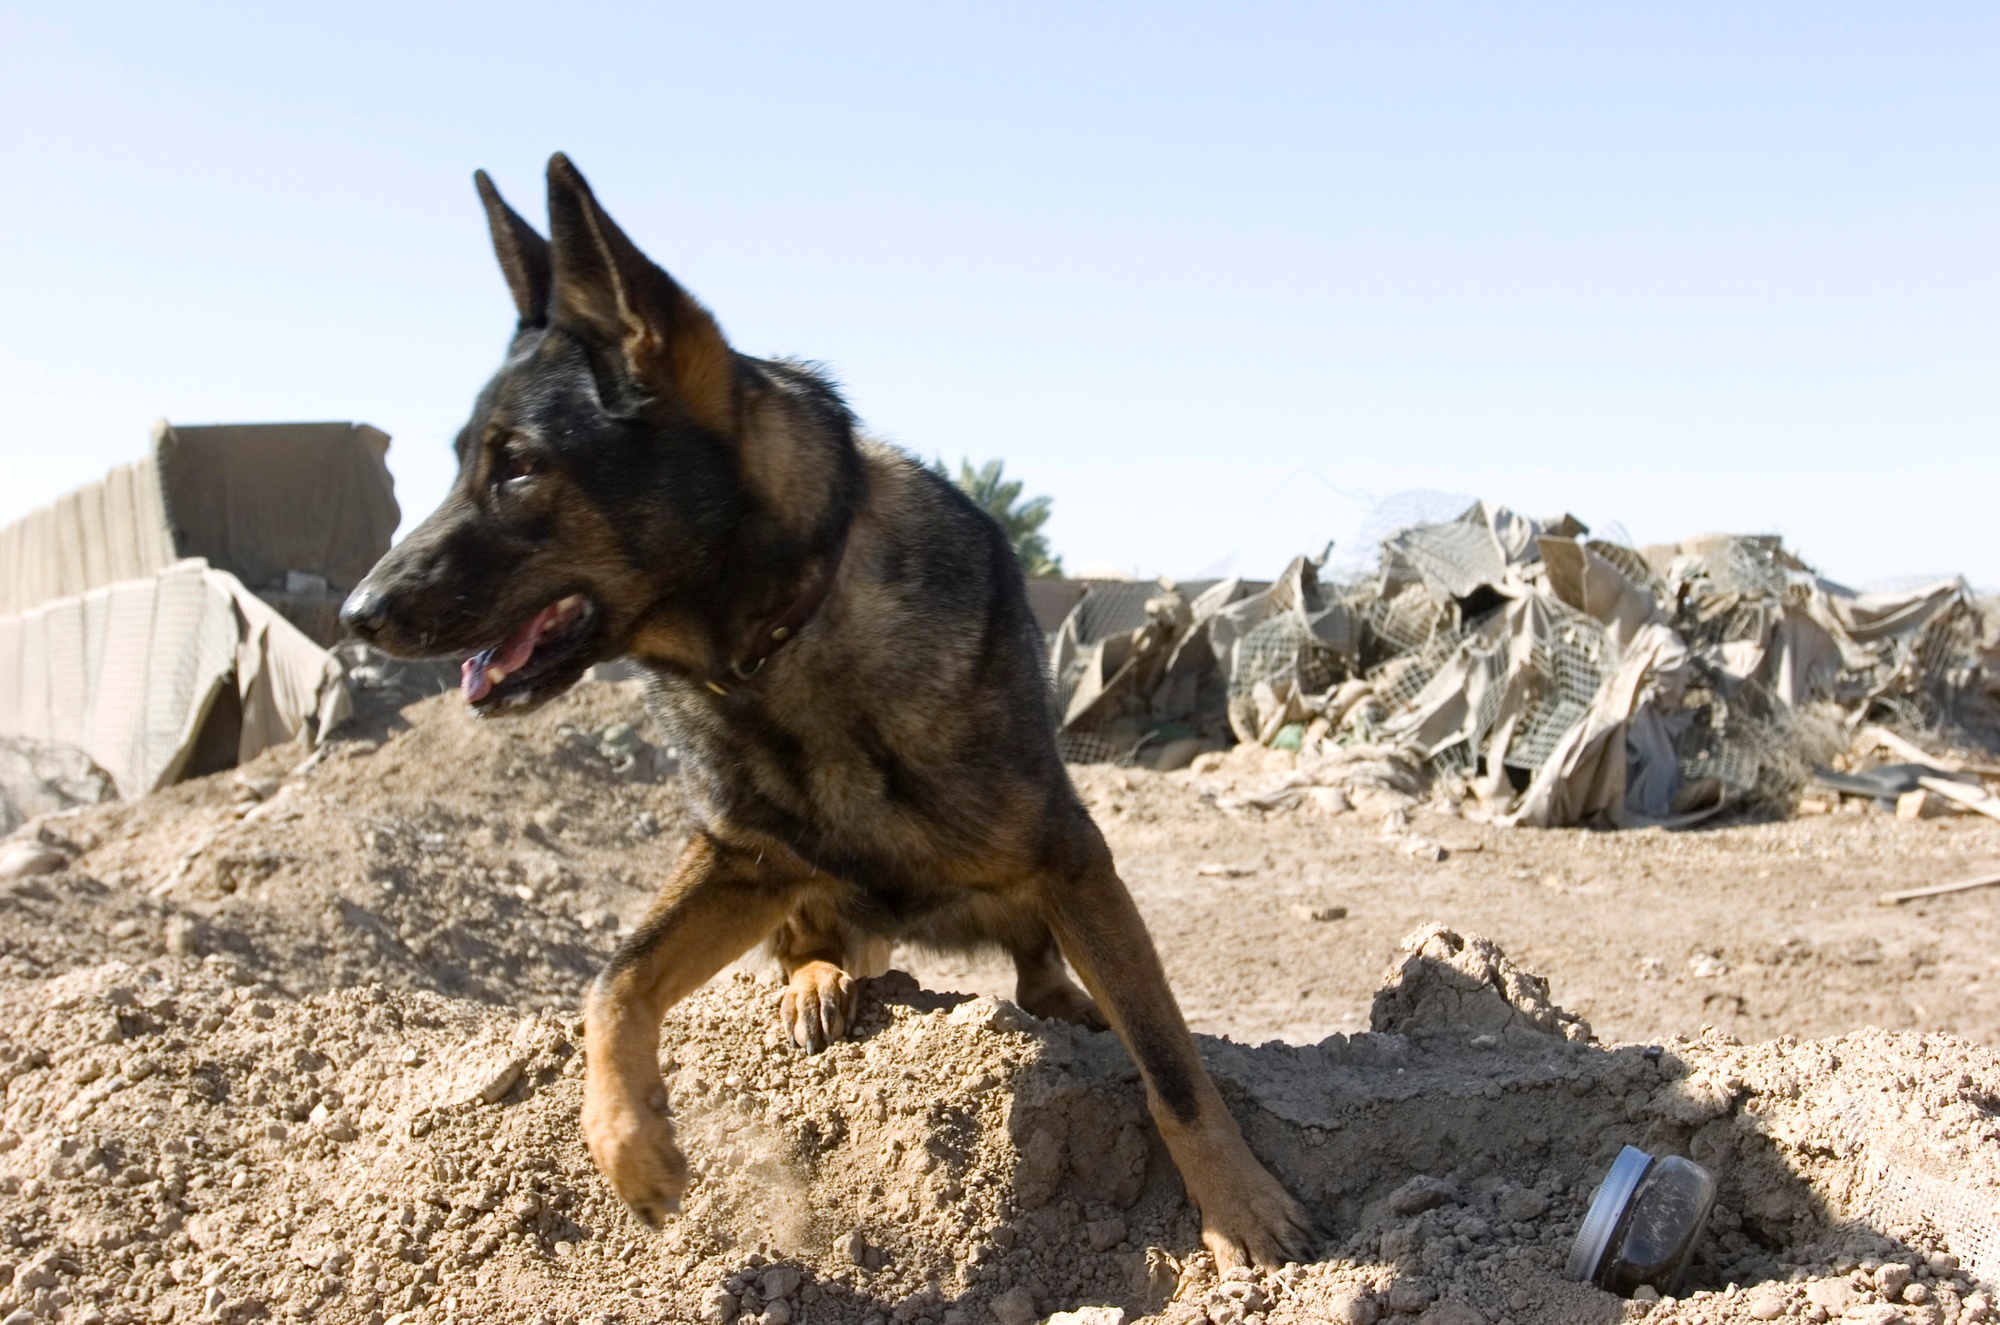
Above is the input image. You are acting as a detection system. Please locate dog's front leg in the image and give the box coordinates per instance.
[1038,826,1316,1271]
[583,833,802,1226]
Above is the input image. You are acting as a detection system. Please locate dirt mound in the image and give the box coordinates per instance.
[0,683,690,1009]
[1369,924,1592,1045]
[1,686,1998,1322]
[0,939,1995,1324]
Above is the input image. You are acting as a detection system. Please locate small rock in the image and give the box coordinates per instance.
[1876,1264,1913,1299]
[699,1288,738,1324]
[1385,1281,1434,1314]
[165,915,202,957]
[1842,1307,1907,1325]
[1044,1310,1125,1325]
[760,1265,801,1301]
[1379,1227,1419,1260]
[1195,863,1256,878]
[1688,952,1729,979]
[0,844,64,881]
[1745,1290,1787,1320]
[764,1301,794,1325]
[476,1056,526,1105]
[1388,1174,1456,1216]
[1326,1288,1381,1325]
[1806,1280,1855,1315]
[1086,1217,1127,1252]
[843,1231,869,1266]
[1496,1188,1547,1222]
[990,1286,1036,1325]
[308,1102,357,1142]
[1288,904,1347,923]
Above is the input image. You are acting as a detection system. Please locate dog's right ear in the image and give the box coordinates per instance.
[544,153,735,435]
[475,170,552,328]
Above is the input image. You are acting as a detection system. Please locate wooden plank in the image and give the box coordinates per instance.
[1879,871,2000,905]
[1860,725,1962,773]
[1918,776,2000,823]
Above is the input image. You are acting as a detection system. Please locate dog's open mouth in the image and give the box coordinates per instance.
[460,593,597,708]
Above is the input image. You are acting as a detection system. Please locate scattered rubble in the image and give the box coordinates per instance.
[1053,502,2000,828]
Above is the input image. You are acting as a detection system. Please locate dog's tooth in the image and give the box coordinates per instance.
[488,666,507,684]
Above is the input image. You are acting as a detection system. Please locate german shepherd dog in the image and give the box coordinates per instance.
[341,154,1312,1269]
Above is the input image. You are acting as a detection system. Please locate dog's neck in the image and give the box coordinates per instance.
[701,522,850,695]
[629,360,862,687]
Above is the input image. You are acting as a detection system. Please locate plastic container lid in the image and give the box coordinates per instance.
[1567,1145,1654,1283]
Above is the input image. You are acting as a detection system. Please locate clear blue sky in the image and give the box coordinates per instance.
[3,4,1994,587]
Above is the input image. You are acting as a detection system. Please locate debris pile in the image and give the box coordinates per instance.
[1053,502,2000,827]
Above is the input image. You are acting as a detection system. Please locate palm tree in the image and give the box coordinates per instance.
[932,458,1064,576]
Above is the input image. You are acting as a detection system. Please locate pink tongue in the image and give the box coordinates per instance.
[460,603,561,703]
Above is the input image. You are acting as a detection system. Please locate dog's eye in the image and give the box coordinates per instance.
[497,451,541,488]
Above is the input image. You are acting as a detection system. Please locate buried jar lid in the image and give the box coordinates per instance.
[1567,1145,1718,1298]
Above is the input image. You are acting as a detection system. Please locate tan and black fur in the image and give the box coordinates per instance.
[342,154,1314,1269]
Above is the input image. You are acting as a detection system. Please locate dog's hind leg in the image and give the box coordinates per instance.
[583,833,805,1227]
[1035,821,1316,1271]
[1006,923,1106,1030]
[770,900,890,1053]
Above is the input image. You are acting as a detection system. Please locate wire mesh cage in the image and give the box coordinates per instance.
[1504,609,1613,775]
[1056,730,1126,766]
[1228,614,1343,706]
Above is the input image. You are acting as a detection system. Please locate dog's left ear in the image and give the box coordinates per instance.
[475,169,552,328]
[545,153,735,435]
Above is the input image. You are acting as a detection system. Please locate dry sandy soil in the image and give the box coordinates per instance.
[0,679,1996,1325]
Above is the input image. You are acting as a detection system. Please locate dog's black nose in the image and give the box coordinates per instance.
[339,585,391,641]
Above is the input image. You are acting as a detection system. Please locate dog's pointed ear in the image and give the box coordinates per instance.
[475,170,551,328]
[544,153,735,434]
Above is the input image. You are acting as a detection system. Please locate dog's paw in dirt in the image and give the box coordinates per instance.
[780,959,858,1053]
[581,1083,690,1227]
[1194,1156,1319,1270]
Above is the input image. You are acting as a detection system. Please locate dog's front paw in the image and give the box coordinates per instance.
[582,1082,689,1228]
[780,959,857,1053]
[1192,1150,1318,1270]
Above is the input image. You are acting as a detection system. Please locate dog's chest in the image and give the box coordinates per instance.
[644,676,934,842]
